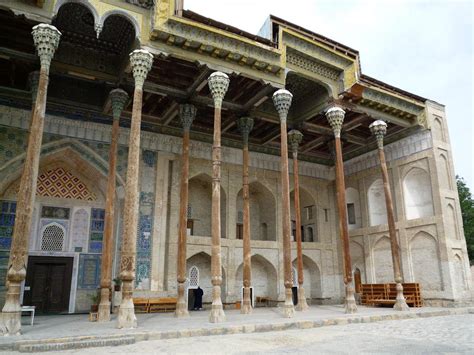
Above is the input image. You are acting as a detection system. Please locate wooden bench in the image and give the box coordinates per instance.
[361,283,423,308]
[133,297,149,313]
[148,297,177,313]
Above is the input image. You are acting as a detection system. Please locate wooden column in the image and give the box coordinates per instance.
[370,120,409,311]
[207,72,229,323]
[98,89,129,322]
[288,129,309,311]
[325,107,357,314]
[1,24,61,336]
[175,104,196,318]
[117,49,153,329]
[272,89,295,318]
[237,117,254,314]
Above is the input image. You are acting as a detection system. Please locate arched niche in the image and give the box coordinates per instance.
[439,153,452,190]
[188,174,226,238]
[292,255,322,299]
[236,181,276,241]
[235,254,278,300]
[452,254,467,295]
[99,10,140,40]
[186,252,226,303]
[445,203,458,240]
[290,187,317,242]
[410,232,442,291]
[367,179,387,226]
[345,187,361,229]
[403,168,434,220]
[372,236,393,283]
[432,117,445,142]
[350,241,365,285]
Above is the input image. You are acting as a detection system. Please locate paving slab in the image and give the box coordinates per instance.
[1,305,473,352]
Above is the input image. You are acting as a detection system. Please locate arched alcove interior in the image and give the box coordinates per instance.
[345,187,361,229]
[445,203,458,239]
[236,182,276,241]
[292,256,322,299]
[52,2,136,78]
[403,168,434,220]
[453,254,467,294]
[367,179,388,226]
[290,188,317,242]
[372,236,393,283]
[234,254,278,300]
[188,174,226,238]
[187,252,226,303]
[409,232,442,291]
[439,153,452,189]
[432,117,445,142]
[350,241,365,286]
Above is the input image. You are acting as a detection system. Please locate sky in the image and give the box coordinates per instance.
[186,0,473,190]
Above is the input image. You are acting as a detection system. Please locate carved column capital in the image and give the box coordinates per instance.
[109,89,129,119]
[28,71,40,102]
[237,117,254,145]
[288,129,303,153]
[272,89,293,122]
[31,24,61,72]
[325,106,345,138]
[208,71,229,108]
[129,49,153,88]
[369,120,387,149]
[179,104,197,131]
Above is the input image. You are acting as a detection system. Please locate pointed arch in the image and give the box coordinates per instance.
[452,253,467,294]
[53,0,100,26]
[0,139,124,201]
[292,254,322,299]
[236,181,276,241]
[234,253,278,300]
[445,203,458,239]
[188,173,227,238]
[410,231,442,291]
[290,186,317,242]
[99,9,140,39]
[372,236,393,283]
[403,167,434,220]
[367,178,387,226]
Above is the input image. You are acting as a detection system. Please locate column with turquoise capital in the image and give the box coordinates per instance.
[98,88,129,322]
[117,50,153,329]
[326,107,357,314]
[237,116,254,314]
[208,72,229,323]
[288,129,309,311]
[1,24,61,336]
[370,120,409,311]
[273,89,295,318]
[175,103,197,318]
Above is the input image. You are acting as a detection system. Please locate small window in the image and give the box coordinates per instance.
[347,203,356,225]
[187,204,192,219]
[187,219,194,236]
[305,205,314,220]
[324,209,329,222]
[237,211,243,224]
[189,266,199,288]
[260,223,268,240]
[41,224,65,251]
[236,223,243,240]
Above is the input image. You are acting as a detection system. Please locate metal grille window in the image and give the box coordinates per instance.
[237,211,243,223]
[187,204,192,219]
[41,224,65,251]
[189,266,199,288]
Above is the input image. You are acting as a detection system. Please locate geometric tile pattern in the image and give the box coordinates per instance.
[37,167,96,201]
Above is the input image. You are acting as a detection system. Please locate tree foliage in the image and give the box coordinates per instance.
[457,176,474,264]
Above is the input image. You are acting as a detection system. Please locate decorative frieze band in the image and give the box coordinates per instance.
[287,49,340,81]
[0,105,330,180]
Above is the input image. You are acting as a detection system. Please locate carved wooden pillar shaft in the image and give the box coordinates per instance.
[288,129,309,311]
[370,120,409,311]
[117,49,153,329]
[175,104,196,318]
[1,24,61,336]
[325,107,357,314]
[237,117,254,314]
[98,89,128,322]
[273,89,295,318]
[208,72,229,323]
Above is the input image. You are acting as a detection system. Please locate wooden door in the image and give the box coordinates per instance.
[24,256,73,314]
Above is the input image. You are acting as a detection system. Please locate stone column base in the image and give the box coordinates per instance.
[98,288,111,322]
[393,283,410,311]
[241,286,253,314]
[344,283,358,314]
[282,287,295,318]
[209,285,226,323]
[296,286,309,311]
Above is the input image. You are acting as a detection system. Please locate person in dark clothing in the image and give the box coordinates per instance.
[194,286,204,310]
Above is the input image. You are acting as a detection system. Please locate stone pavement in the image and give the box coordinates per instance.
[55,313,474,354]
[0,305,473,352]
